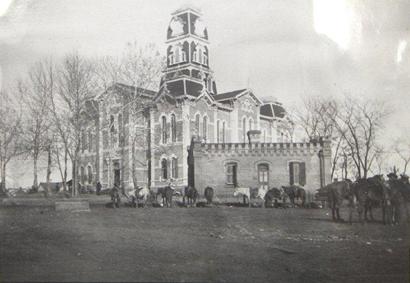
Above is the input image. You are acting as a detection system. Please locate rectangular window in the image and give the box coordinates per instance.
[289,162,306,186]
[171,158,178,179]
[226,163,238,186]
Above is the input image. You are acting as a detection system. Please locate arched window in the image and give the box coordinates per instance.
[161,158,168,180]
[170,44,186,65]
[193,44,206,65]
[171,114,177,142]
[171,157,178,179]
[80,166,85,184]
[161,116,167,144]
[242,117,247,142]
[87,165,92,184]
[216,120,220,143]
[202,116,208,141]
[222,121,226,143]
[249,118,253,131]
[195,114,200,136]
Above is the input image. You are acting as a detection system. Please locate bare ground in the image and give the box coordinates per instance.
[0,202,409,282]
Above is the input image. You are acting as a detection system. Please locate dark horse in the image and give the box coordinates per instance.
[204,186,214,205]
[281,185,306,207]
[319,180,355,224]
[353,175,390,224]
[110,186,121,208]
[183,186,198,207]
[264,188,282,208]
[156,186,177,207]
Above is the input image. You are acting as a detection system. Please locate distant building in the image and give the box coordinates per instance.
[78,7,331,196]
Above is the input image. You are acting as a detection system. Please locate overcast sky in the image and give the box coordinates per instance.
[1,0,410,185]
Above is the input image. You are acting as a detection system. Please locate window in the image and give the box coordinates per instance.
[87,165,92,184]
[289,162,306,186]
[161,158,168,180]
[202,116,208,141]
[171,157,178,179]
[242,117,247,142]
[110,115,115,133]
[258,164,269,190]
[193,44,207,65]
[195,114,200,136]
[161,116,167,144]
[80,166,85,184]
[249,119,253,131]
[216,120,220,143]
[88,131,93,152]
[226,163,238,186]
[222,121,226,143]
[169,44,186,65]
[171,114,177,142]
[81,130,87,152]
[118,114,123,146]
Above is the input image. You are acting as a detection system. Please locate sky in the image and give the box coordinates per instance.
[1,0,410,185]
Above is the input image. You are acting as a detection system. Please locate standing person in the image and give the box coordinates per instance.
[96,181,102,195]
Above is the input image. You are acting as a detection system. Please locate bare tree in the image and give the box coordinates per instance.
[294,96,343,180]
[49,52,97,196]
[393,136,410,175]
[18,59,55,191]
[95,42,164,190]
[0,89,23,192]
[331,96,390,179]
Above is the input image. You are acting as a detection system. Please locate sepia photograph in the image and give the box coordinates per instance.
[0,0,409,282]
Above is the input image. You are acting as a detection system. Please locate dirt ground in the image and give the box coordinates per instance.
[0,202,409,283]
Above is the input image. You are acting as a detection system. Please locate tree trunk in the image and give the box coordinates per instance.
[1,162,7,192]
[33,155,38,189]
[63,148,68,190]
[46,145,52,194]
[132,139,138,190]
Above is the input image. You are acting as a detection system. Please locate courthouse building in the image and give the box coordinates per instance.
[78,7,331,196]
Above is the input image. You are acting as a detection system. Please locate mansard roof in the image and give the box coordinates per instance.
[113,83,157,97]
[213,89,247,101]
[260,102,286,119]
[164,79,203,98]
[95,82,157,101]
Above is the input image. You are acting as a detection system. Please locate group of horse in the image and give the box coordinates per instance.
[110,185,215,208]
[233,185,306,208]
[109,183,306,209]
[318,173,410,225]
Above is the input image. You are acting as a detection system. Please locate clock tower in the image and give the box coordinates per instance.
[160,7,217,97]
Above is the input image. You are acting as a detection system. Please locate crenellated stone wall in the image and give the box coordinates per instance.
[190,140,331,201]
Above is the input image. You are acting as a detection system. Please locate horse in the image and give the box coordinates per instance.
[385,175,410,224]
[183,186,198,207]
[128,186,151,208]
[281,185,306,207]
[204,186,214,205]
[233,187,252,207]
[353,175,390,224]
[263,187,283,208]
[110,187,121,208]
[319,180,355,224]
[156,185,179,207]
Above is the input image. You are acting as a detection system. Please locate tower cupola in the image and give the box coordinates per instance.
[160,7,217,97]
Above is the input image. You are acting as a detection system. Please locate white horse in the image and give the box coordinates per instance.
[128,186,150,207]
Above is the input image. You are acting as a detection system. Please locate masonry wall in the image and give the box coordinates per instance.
[191,141,331,201]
